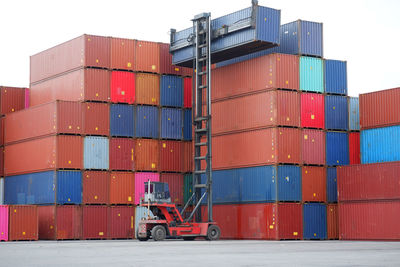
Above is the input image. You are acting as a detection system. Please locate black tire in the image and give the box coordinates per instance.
[151,225,166,241]
[136,230,149,241]
[205,225,221,241]
[183,236,196,241]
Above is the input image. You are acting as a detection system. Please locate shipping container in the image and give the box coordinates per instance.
[110,172,135,205]
[0,149,3,177]
[29,68,110,106]
[111,37,135,71]
[303,203,327,240]
[0,86,26,116]
[134,172,160,204]
[325,95,348,130]
[4,170,82,205]
[301,93,324,129]
[134,206,154,238]
[300,57,324,93]
[84,102,109,136]
[183,77,192,108]
[30,34,110,84]
[339,201,400,240]
[326,167,337,203]
[348,97,360,131]
[38,205,82,240]
[183,173,193,204]
[5,135,83,176]
[0,205,8,241]
[110,104,134,137]
[302,166,326,202]
[0,117,4,146]
[183,109,192,140]
[301,129,325,165]
[327,204,338,240]
[135,73,160,106]
[83,136,109,170]
[324,60,347,95]
[109,138,134,171]
[82,206,108,239]
[359,87,400,129]
[159,43,192,76]
[337,162,400,202]
[25,88,30,109]
[82,171,110,204]
[361,125,400,164]
[0,178,4,205]
[160,108,183,140]
[160,173,184,205]
[134,139,159,171]
[159,140,183,172]
[201,204,239,239]
[182,141,193,173]
[212,127,301,170]
[349,132,360,164]
[108,206,135,239]
[135,105,159,138]
[212,54,299,102]
[8,205,38,241]
[160,76,183,107]
[111,71,135,104]
[135,40,160,73]
[326,131,349,166]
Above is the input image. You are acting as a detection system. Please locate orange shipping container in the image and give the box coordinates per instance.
[8,205,38,241]
[4,135,83,176]
[109,172,135,205]
[182,141,193,173]
[134,139,159,171]
[111,37,135,71]
[84,102,110,136]
[327,204,339,240]
[135,40,160,73]
[302,166,327,202]
[135,73,160,105]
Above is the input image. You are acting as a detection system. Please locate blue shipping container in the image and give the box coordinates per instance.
[160,108,182,140]
[300,57,324,93]
[84,136,109,170]
[303,203,327,240]
[326,167,337,203]
[325,95,348,130]
[348,97,360,131]
[4,170,82,205]
[135,105,159,138]
[326,131,349,166]
[324,59,347,95]
[361,125,400,164]
[110,104,134,137]
[183,109,192,141]
[160,76,183,107]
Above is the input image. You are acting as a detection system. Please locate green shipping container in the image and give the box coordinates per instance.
[183,174,193,204]
[300,57,324,93]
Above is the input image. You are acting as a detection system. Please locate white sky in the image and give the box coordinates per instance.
[0,0,399,96]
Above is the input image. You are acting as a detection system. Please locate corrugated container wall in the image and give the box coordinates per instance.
[301,93,324,129]
[348,97,360,131]
[183,77,192,108]
[84,102,109,136]
[160,76,183,107]
[326,131,349,166]
[159,141,183,172]
[303,203,327,240]
[110,104,134,137]
[159,43,192,76]
[83,136,109,170]
[324,95,348,130]
[135,139,159,171]
[183,109,192,141]
[302,166,326,202]
[0,87,26,115]
[160,108,183,140]
[183,174,193,204]
[327,204,338,240]
[201,204,239,239]
[25,88,30,109]
[111,71,135,104]
[324,60,347,95]
[109,172,135,204]
[301,129,325,165]
[349,132,360,164]
[134,173,160,204]
[326,167,337,203]
[135,105,159,138]
[0,178,4,205]
[82,206,108,239]
[182,141,193,173]
[300,57,323,93]
[135,73,160,106]
[82,171,110,204]
[160,173,184,205]
[108,206,134,239]
[0,205,8,240]
[8,205,38,241]
[135,40,160,73]
[109,138,134,171]
[111,37,135,71]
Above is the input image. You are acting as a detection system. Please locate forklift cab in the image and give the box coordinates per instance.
[144,181,171,204]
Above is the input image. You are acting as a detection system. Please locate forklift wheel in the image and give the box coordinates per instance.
[136,230,149,241]
[206,225,221,241]
[152,225,166,241]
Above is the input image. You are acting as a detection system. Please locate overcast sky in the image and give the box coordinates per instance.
[0,0,399,96]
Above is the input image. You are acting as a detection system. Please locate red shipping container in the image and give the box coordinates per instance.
[159,140,183,172]
[25,88,30,108]
[302,166,326,202]
[360,87,400,129]
[84,102,109,136]
[111,71,135,104]
[337,162,400,202]
[82,171,110,204]
[135,139,159,171]
[160,173,184,205]
[349,132,360,164]
[82,206,108,239]
[184,77,192,108]
[202,204,240,239]
[212,53,299,101]
[108,206,135,239]
[110,172,135,205]
[111,37,135,71]
[211,127,301,170]
[135,73,160,106]
[8,205,38,241]
[30,34,111,84]
[327,204,338,240]
[182,141,193,173]
[339,201,400,240]
[0,117,4,146]
[109,138,134,171]
[159,43,192,77]
[38,205,82,240]
[302,129,325,165]
[30,68,110,106]
[4,135,83,176]
[135,40,160,73]
[301,93,324,129]
[0,147,4,177]
[0,86,26,115]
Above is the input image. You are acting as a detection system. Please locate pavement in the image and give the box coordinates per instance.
[0,240,399,267]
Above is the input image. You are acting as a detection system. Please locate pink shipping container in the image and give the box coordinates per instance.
[301,129,325,165]
[0,205,9,241]
[0,86,26,115]
[134,172,160,204]
[160,173,184,205]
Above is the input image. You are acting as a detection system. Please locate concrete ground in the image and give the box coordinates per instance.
[0,240,399,267]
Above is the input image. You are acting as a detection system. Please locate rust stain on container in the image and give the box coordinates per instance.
[301,129,325,165]
[82,171,110,204]
[302,166,326,202]
[159,140,183,172]
[0,86,26,115]
[135,40,160,73]
[111,37,135,71]
[110,172,135,205]
[134,139,159,171]
[327,204,338,240]
[182,141,193,173]
[84,102,109,136]
[160,173,184,205]
[135,73,160,105]
[8,205,38,241]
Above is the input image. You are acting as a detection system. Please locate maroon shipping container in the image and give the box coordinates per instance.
[211,127,301,170]
[30,68,110,106]
[302,166,326,202]
[30,34,111,84]
[183,77,192,108]
[159,43,192,76]
[160,173,184,205]
[302,129,325,165]
[110,138,134,171]
[327,204,338,240]
[182,141,193,173]
[212,90,300,135]
[349,132,360,164]
[202,204,240,239]
[110,172,135,205]
[0,86,26,115]
[38,205,82,240]
[339,201,400,240]
[82,206,108,239]
[135,40,160,73]
[135,139,159,171]
[84,102,109,136]
[0,147,4,177]
[108,206,135,239]
[82,171,110,204]
[301,93,324,129]
[111,37,135,71]
[360,87,400,129]
[337,162,400,202]
[159,140,183,172]
[111,71,135,104]
[8,205,38,241]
